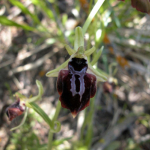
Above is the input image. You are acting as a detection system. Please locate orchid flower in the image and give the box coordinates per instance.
[46,26,108,117]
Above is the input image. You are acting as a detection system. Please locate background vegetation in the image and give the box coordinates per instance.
[0,0,150,149]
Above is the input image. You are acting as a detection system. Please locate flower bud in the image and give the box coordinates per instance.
[103,78,117,93]
[103,82,113,93]
[6,99,26,121]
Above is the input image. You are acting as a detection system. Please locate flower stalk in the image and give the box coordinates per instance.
[47,101,61,150]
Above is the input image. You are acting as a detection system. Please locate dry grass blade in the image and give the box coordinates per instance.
[92,115,137,150]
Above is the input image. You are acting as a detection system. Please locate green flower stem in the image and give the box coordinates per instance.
[52,101,61,121]
[47,101,61,150]
[85,97,95,148]
[80,109,87,140]
[80,97,95,148]
[48,132,53,150]
[82,0,106,34]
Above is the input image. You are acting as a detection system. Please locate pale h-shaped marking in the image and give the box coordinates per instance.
[69,65,87,102]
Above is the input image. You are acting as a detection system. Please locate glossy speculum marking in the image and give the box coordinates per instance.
[57,57,96,117]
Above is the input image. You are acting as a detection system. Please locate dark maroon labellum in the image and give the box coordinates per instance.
[57,57,96,117]
[118,0,150,14]
[6,100,25,121]
[131,0,150,14]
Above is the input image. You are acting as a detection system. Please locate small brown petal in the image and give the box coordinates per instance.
[103,82,113,93]
[6,100,25,121]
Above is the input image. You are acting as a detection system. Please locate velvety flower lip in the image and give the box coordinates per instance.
[119,0,150,14]
[57,56,97,118]
[6,99,25,121]
[131,0,150,14]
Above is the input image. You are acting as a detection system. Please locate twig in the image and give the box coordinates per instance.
[8,47,60,76]
[16,43,55,61]
[137,134,150,143]
[109,35,150,52]
[0,59,14,69]
[0,43,55,69]
[92,114,137,150]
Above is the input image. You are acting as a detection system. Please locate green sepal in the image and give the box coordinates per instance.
[71,46,86,59]
[14,92,27,101]
[88,64,108,81]
[74,27,84,51]
[46,59,69,77]
[85,46,96,57]
[65,44,75,55]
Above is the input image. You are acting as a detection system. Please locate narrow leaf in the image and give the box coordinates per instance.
[9,0,40,24]
[0,16,34,31]
[29,102,61,133]
[27,80,44,103]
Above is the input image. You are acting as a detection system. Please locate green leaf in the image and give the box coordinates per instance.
[27,80,44,103]
[0,16,34,31]
[82,0,105,34]
[53,137,72,146]
[9,0,40,24]
[90,46,104,65]
[31,0,54,19]
[36,80,44,97]
[29,102,61,133]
